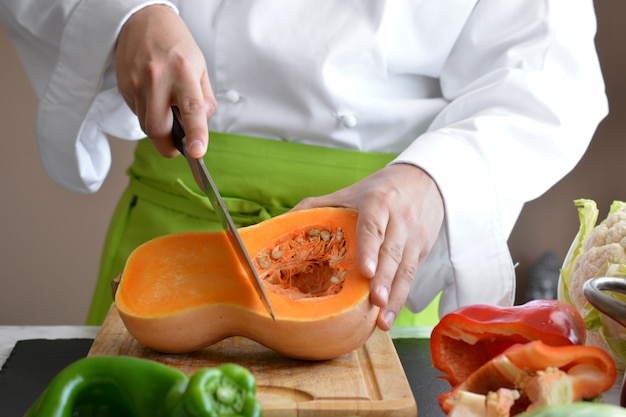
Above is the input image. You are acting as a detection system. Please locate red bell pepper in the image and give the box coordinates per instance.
[439,340,617,416]
[430,300,586,387]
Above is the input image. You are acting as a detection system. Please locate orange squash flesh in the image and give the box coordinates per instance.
[115,207,379,360]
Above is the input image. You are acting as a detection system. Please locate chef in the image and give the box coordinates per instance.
[0,1,607,328]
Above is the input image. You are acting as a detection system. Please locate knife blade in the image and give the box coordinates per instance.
[171,107,276,321]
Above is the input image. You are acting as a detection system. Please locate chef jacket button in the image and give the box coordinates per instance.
[226,89,241,103]
[340,114,357,128]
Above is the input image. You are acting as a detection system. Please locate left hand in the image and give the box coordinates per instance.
[293,163,444,330]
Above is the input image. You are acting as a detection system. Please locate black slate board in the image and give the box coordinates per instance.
[0,338,447,417]
[0,339,94,417]
[394,338,448,417]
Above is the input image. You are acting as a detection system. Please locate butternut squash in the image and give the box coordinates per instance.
[114,207,378,360]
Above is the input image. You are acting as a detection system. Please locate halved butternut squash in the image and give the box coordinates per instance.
[114,207,378,360]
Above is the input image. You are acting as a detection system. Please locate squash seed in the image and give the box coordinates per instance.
[255,226,348,299]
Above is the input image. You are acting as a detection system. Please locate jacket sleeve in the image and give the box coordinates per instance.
[0,0,177,194]
[397,0,608,315]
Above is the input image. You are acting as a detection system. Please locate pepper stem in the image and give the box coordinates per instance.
[216,384,237,405]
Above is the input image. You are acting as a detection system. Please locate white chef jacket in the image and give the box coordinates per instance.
[0,0,608,317]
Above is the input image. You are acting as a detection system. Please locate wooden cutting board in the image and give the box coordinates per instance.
[88,306,417,417]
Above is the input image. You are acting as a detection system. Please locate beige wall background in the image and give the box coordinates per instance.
[0,29,135,325]
[1,1,625,324]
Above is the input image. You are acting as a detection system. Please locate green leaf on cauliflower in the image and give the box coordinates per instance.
[558,199,599,305]
[581,263,626,332]
[599,309,626,367]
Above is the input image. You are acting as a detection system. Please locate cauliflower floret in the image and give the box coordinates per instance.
[605,220,626,245]
[568,242,626,310]
[581,223,607,252]
[602,209,626,230]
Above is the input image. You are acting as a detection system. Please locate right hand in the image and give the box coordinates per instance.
[115,5,216,158]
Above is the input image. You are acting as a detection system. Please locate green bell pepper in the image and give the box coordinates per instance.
[24,356,262,417]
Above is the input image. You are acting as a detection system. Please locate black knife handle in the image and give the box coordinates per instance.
[171,106,186,155]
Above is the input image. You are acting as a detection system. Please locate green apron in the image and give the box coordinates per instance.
[86,133,440,326]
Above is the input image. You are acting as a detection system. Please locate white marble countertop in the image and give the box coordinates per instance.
[0,325,100,368]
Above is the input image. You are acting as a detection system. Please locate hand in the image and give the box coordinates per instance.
[293,163,444,330]
[115,5,216,158]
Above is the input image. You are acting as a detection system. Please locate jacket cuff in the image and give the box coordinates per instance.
[36,0,177,193]
[394,130,516,314]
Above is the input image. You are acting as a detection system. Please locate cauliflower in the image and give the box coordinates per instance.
[558,199,626,370]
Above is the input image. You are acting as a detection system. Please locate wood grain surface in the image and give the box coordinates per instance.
[88,306,417,417]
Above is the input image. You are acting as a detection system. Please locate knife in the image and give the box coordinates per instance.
[171,106,276,321]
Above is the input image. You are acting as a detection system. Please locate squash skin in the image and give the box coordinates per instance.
[115,207,379,360]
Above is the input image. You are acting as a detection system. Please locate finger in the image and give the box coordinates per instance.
[292,193,345,211]
[177,98,208,158]
[144,79,180,157]
[356,207,389,280]
[368,217,405,309]
[174,70,212,158]
[200,70,217,120]
[133,94,180,158]
[376,244,419,330]
[373,201,424,330]
[148,116,179,157]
